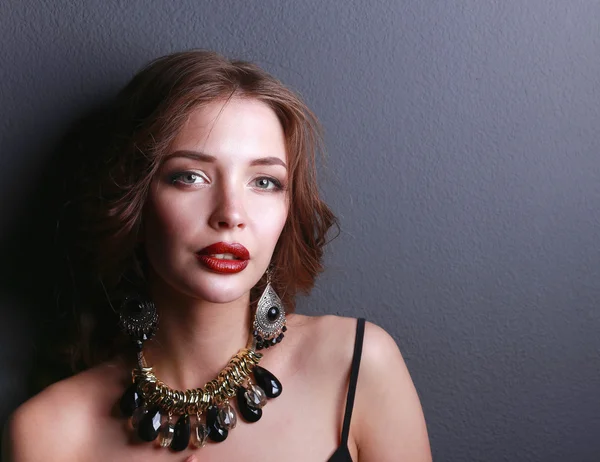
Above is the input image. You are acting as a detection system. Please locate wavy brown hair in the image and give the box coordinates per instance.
[58,49,337,371]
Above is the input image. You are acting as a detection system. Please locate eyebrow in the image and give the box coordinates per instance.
[165,150,287,169]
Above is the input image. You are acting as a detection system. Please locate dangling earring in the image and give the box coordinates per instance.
[252,267,287,351]
[117,291,160,422]
[117,292,158,350]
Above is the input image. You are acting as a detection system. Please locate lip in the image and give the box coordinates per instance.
[196,242,250,274]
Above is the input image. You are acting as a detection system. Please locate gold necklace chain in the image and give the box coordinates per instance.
[132,348,263,416]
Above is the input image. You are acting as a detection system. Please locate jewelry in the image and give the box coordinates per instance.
[252,269,287,350]
[117,292,158,345]
[119,341,283,450]
[117,280,285,452]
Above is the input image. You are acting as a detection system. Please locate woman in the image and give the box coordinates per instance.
[4,50,431,461]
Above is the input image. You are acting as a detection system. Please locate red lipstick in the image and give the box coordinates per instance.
[196,242,250,274]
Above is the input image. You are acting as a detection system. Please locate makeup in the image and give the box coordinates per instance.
[196,242,250,274]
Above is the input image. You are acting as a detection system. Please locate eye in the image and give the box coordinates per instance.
[170,171,208,185]
[253,177,282,190]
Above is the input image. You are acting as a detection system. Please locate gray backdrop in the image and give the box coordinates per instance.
[1,1,599,461]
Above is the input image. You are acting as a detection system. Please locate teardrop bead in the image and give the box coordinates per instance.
[216,403,237,430]
[137,407,161,442]
[237,386,263,423]
[119,383,143,417]
[245,383,267,409]
[206,405,228,442]
[170,414,191,452]
[158,415,174,448]
[191,419,209,448]
[253,366,282,398]
[131,406,147,430]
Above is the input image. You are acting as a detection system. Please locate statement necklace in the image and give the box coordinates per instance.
[116,283,287,452]
[118,340,282,451]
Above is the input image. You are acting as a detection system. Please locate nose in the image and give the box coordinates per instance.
[208,183,247,231]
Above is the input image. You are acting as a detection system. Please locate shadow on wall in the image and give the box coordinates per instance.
[0,103,115,437]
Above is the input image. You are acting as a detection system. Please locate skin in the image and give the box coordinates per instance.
[3,97,432,462]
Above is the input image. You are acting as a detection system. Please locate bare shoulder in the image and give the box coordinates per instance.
[354,320,433,461]
[286,313,401,368]
[287,314,432,461]
[3,360,125,462]
[286,312,357,341]
[285,313,359,369]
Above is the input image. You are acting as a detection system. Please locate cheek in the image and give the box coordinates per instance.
[251,199,288,247]
[144,191,201,250]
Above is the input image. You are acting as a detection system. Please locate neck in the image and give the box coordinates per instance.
[142,279,253,391]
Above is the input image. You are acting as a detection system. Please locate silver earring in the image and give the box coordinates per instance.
[252,269,287,351]
[118,292,158,349]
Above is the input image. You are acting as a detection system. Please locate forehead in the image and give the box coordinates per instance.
[171,97,287,163]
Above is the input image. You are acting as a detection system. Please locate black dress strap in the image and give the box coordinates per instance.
[340,317,366,445]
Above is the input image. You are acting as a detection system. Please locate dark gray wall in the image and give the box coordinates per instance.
[1,1,599,460]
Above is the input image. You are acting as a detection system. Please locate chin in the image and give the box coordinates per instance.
[148,257,264,305]
[173,273,255,304]
[193,285,248,304]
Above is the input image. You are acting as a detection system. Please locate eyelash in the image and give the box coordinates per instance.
[169,172,285,191]
[169,172,208,186]
[254,176,285,191]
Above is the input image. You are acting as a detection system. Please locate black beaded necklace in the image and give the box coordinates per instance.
[116,293,286,451]
[118,352,283,450]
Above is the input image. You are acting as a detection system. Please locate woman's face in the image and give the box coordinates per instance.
[143,97,289,304]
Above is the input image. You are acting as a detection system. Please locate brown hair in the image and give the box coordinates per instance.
[63,49,337,369]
